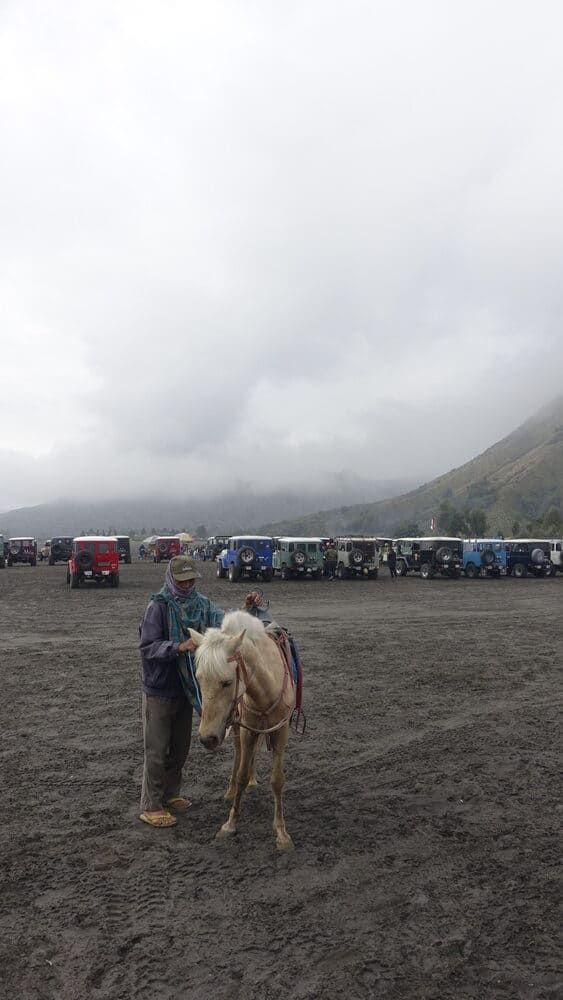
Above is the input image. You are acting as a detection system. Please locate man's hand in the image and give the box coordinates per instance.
[178,638,196,653]
[243,591,263,610]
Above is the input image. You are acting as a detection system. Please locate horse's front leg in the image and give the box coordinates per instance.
[224,725,242,801]
[270,725,293,851]
[217,728,259,839]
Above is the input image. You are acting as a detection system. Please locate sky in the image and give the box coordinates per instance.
[1,0,563,512]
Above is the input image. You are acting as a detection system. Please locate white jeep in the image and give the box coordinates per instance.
[335,537,379,579]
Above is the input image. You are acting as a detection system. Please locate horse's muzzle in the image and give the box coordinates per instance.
[200,734,220,751]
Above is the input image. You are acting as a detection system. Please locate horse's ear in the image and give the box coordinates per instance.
[188,629,204,646]
[225,630,246,656]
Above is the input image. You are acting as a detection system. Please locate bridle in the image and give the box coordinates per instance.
[225,646,294,735]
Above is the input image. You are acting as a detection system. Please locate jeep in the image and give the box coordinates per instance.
[393,537,463,579]
[504,538,553,578]
[0,535,4,569]
[206,535,231,560]
[7,537,37,567]
[67,536,120,588]
[116,536,132,564]
[217,535,274,582]
[335,537,379,579]
[152,536,181,563]
[463,539,508,578]
[273,537,324,579]
[48,536,74,565]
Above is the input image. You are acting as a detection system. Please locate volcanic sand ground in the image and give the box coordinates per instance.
[0,560,561,1000]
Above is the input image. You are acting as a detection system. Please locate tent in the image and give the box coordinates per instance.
[175,532,193,543]
[142,535,157,545]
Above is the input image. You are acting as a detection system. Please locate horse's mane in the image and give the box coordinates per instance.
[195,611,264,681]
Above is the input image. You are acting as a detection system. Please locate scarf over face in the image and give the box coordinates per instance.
[151,566,224,710]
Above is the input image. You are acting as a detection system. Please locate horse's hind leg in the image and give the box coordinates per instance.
[271,726,293,851]
[217,728,259,839]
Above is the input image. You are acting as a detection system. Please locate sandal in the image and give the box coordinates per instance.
[139,810,178,828]
[163,797,192,812]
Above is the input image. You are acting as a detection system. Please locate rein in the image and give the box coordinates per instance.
[226,643,294,735]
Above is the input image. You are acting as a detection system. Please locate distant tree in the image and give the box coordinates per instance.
[195,524,207,538]
[468,508,487,536]
[393,521,423,537]
[511,521,521,536]
[543,507,562,532]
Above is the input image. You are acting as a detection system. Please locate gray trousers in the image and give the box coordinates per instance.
[140,693,193,812]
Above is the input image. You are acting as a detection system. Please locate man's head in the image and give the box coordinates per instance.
[169,555,202,591]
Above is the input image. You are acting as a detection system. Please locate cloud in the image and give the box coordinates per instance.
[1,0,563,510]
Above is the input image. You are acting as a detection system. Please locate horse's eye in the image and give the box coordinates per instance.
[221,680,233,688]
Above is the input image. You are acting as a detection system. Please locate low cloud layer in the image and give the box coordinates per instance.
[2,1,563,511]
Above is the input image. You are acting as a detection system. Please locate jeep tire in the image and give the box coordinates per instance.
[481,548,495,567]
[396,559,407,577]
[110,572,119,588]
[262,566,273,582]
[435,546,452,564]
[350,548,363,567]
[465,562,479,579]
[76,550,94,570]
[217,563,226,579]
[228,564,239,582]
[238,546,255,566]
[292,550,306,568]
[70,571,80,589]
[419,562,434,580]
[512,562,527,578]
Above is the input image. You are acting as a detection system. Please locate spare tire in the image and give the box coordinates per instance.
[292,550,306,567]
[435,546,452,563]
[350,548,363,566]
[531,547,545,565]
[158,541,168,554]
[238,546,255,566]
[481,548,495,567]
[9,545,19,556]
[51,544,62,560]
[76,549,94,570]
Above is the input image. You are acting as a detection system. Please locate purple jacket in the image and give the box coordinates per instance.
[139,595,224,699]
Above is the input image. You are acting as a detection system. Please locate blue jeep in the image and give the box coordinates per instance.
[463,539,508,578]
[217,535,274,582]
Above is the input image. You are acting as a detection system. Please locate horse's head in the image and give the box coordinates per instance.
[191,627,246,751]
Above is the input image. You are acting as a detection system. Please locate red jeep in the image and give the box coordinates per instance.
[67,536,120,589]
[153,536,181,563]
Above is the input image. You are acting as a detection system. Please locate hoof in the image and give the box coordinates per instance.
[224,788,235,801]
[247,776,258,789]
[216,824,236,840]
[276,834,294,852]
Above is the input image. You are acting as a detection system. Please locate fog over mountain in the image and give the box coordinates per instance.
[2,2,563,511]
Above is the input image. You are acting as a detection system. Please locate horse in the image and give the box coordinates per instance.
[189,610,296,850]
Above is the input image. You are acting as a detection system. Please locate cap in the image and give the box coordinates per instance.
[169,555,202,581]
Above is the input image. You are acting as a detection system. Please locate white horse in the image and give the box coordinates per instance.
[190,611,295,850]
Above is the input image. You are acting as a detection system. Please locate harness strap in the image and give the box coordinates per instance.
[226,636,295,735]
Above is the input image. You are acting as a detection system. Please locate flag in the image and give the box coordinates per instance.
[430,516,436,532]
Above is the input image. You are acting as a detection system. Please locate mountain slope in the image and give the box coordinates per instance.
[0,476,416,540]
[262,397,563,537]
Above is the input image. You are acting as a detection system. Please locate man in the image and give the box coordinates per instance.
[324,540,338,580]
[387,542,398,581]
[138,555,224,828]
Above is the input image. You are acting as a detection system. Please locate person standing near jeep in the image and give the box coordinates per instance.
[139,555,225,828]
[324,540,338,580]
[386,542,398,581]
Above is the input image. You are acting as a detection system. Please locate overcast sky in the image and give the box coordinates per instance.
[1,0,562,512]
